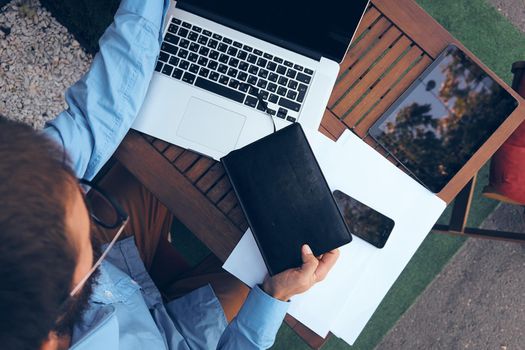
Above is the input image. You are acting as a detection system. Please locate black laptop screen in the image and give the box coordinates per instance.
[177,0,370,62]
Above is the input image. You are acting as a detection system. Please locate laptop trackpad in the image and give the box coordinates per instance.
[177,97,246,153]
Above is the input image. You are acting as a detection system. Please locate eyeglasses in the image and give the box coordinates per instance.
[69,179,129,297]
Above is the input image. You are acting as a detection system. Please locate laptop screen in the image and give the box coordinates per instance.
[177,0,370,62]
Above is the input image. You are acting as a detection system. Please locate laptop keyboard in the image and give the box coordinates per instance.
[154,18,315,123]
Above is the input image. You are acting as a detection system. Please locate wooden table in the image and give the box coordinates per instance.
[114,0,525,348]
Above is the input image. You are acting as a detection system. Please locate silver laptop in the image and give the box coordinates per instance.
[133,0,370,160]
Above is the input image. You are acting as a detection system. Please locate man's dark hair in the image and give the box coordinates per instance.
[0,116,78,350]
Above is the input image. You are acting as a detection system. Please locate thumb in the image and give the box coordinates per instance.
[300,244,318,275]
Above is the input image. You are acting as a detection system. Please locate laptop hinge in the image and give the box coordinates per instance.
[176,2,324,62]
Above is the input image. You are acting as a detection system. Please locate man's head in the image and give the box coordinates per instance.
[0,117,97,350]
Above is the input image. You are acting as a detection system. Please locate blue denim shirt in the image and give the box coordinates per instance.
[43,0,289,348]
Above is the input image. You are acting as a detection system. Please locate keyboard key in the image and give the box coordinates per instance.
[189,63,199,73]
[277,86,287,96]
[243,45,253,52]
[294,64,304,71]
[169,56,180,66]
[223,37,233,44]
[203,30,212,36]
[256,100,267,111]
[239,61,249,71]
[199,67,210,78]
[269,94,279,103]
[256,58,267,68]
[208,39,218,49]
[161,64,174,76]
[171,18,181,25]
[229,57,239,68]
[287,116,297,123]
[198,56,208,66]
[189,43,199,53]
[273,56,283,64]
[298,83,308,93]
[172,68,183,79]
[258,69,268,79]
[267,108,276,116]
[247,54,257,64]
[168,24,178,34]
[267,83,277,92]
[256,79,267,89]
[278,97,301,112]
[161,43,178,55]
[207,60,218,70]
[284,60,293,67]
[164,33,179,45]
[238,72,248,82]
[233,41,243,48]
[244,95,258,108]
[195,77,246,104]
[198,35,208,45]
[268,73,278,82]
[188,31,199,41]
[218,64,228,73]
[260,90,269,99]
[278,76,288,86]
[248,65,259,75]
[304,68,314,75]
[179,39,190,48]
[237,50,248,60]
[248,86,259,96]
[227,68,238,78]
[254,49,263,56]
[188,53,198,62]
[276,65,287,74]
[179,60,190,70]
[213,33,222,40]
[218,43,228,53]
[155,61,163,72]
[219,75,229,85]
[266,61,277,71]
[297,91,306,103]
[229,79,240,89]
[177,49,189,59]
[198,46,210,56]
[209,50,219,60]
[247,75,258,85]
[178,27,189,38]
[263,53,273,60]
[159,51,169,62]
[219,54,229,63]
[227,46,238,56]
[239,83,250,92]
[286,69,297,79]
[277,108,287,119]
[192,25,202,33]
[209,71,220,81]
[182,21,191,29]
[287,90,298,100]
[296,72,311,84]
[288,80,298,90]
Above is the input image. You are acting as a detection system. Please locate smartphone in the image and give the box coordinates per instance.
[333,190,395,248]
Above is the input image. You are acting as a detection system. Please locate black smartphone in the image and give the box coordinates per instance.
[333,190,395,248]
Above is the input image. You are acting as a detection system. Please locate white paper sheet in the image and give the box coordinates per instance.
[223,129,446,344]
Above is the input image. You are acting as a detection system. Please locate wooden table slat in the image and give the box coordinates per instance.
[329,25,402,106]
[163,144,185,162]
[227,205,249,231]
[352,5,381,43]
[184,157,216,183]
[206,175,232,204]
[152,138,170,153]
[174,151,201,173]
[320,108,346,140]
[217,190,239,214]
[353,53,432,136]
[196,162,226,193]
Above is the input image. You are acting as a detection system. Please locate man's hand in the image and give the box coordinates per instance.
[262,244,340,301]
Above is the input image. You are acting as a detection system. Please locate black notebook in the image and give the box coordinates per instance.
[221,124,352,276]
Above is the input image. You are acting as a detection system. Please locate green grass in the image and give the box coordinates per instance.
[29,0,525,348]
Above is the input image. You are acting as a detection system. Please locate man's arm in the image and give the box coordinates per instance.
[43,0,169,179]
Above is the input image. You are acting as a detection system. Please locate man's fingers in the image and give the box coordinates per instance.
[300,244,319,275]
[314,249,340,282]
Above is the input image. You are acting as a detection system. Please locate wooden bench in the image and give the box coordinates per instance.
[114,0,525,347]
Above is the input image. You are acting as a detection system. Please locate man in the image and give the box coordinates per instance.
[0,0,339,349]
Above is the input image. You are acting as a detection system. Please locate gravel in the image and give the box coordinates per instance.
[0,0,91,129]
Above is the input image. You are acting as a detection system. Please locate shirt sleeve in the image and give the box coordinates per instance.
[43,0,169,179]
[217,285,290,349]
